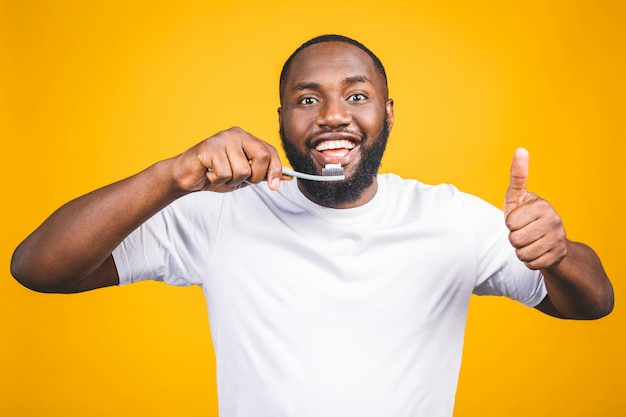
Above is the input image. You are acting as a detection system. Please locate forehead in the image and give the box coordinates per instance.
[284,41,382,90]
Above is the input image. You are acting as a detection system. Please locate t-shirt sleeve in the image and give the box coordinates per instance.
[112,192,222,288]
[472,250,547,307]
[461,192,547,308]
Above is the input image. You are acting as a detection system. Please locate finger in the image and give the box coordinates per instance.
[266,147,284,190]
[504,147,530,218]
[504,192,542,231]
[243,143,270,184]
[244,141,283,190]
[516,245,565,271]
[225,146,254,186]
[508,219,542,249]
[204,151,234,186]
[512,238,546,264]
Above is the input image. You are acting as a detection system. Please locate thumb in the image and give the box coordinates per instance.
[504,147,529,218]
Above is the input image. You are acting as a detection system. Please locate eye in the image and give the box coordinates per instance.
[348,93,367,102]
[298,97,317,105]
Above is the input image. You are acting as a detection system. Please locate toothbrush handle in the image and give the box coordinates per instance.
[207,167,345,182]
[282,168,345,182]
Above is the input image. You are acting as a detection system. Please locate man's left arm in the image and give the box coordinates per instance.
[504,148,614,320]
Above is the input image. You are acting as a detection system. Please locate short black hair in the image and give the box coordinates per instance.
[279,34,388,103]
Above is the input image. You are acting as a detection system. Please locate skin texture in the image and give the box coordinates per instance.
[504,148,613,318]
[278,41,394,208]
[10,127,286,292]
[10,39,613,320]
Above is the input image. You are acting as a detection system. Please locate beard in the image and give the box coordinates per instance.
[280,120,390,208]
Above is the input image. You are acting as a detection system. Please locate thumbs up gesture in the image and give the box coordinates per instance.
[504,148,567,270]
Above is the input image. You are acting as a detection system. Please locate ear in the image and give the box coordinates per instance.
[277,107,283,125]
[385,99,394,131]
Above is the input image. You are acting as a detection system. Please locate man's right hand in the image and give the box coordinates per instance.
[10,127,286,293]
[171,126,286,193]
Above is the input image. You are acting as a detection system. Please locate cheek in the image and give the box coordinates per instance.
[360,112,386,137]
[283,112,313,138]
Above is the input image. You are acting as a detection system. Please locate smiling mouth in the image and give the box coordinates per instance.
[315,139,356,152]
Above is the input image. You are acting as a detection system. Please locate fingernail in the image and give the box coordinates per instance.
[271,177,280,190]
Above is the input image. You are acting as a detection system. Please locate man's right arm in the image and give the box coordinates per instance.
[10,127,284,293]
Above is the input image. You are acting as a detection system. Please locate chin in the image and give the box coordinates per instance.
[280,124,390,208]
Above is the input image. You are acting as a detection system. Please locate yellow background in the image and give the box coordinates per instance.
[2,0,624,415]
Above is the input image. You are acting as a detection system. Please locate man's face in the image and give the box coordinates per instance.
[278,41,394,208]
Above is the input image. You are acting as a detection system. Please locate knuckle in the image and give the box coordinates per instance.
[211,126,244,142]
[226,126,244,134]
[524,260,539,270]
[515,247,528,261]
[508,233,520,248]
[232,165,252,180]
[211,173,231,184]
[204,134,224,149]
[268,145,280,160]
[266,142,278,153]
[256,147,272,163]
[508,229,528,248]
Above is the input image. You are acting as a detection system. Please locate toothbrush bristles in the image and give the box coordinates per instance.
[322,163,344,177]
[281,165,344,181]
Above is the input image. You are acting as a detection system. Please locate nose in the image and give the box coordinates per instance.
[315,98,352,128]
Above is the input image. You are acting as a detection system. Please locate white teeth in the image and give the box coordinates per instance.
[315,140,356,152]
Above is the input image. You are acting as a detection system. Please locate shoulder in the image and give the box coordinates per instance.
[380,173,463,204]
[379,173,502,218]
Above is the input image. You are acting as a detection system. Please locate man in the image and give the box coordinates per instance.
[11,34,613,416]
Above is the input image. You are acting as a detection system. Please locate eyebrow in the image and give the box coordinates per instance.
[292,75,373,93]
[293,82,321,92]
[343,75,372,86]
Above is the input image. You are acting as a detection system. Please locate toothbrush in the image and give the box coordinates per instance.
[207,163,345,182]
[282,164,345,181]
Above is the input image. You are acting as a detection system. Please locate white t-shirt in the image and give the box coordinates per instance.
[113,174,546,417]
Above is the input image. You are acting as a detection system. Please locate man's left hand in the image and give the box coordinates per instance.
[504,148,567,270]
